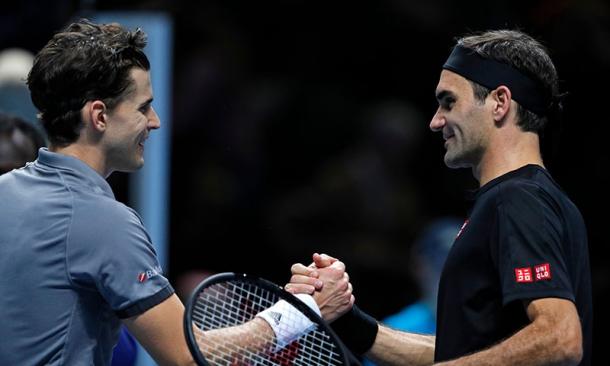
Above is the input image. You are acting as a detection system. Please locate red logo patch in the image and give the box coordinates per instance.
[456,219,469,239]
[138,272,148,283]
[137,266,162,283]
[515,267,533,283]
[535,263,552,281]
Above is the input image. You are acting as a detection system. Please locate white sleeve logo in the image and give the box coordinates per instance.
[137,265,163,283]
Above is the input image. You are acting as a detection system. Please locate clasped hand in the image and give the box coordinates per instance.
[285,253,354,322]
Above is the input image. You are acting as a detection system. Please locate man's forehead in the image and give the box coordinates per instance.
[128,68,153,100]
[436,69,470,94]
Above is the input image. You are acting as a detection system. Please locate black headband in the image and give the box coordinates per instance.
[443,45,551,116]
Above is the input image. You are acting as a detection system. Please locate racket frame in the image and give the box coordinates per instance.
[183,272,352,366]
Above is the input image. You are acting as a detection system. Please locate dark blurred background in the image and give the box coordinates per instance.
[2,0,608,362]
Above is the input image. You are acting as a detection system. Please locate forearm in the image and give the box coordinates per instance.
[198,294,321,362]
[365,325,435,366]
[436,311,582,365]
[196,318,275,363]
[124,294,197,366]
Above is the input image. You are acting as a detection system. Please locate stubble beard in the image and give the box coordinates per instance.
[443,138,484,170]
[109,144,145,173]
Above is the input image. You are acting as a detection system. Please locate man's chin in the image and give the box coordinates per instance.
[117,160,145,173]
[132,159,145,171]
[444,155,469,169]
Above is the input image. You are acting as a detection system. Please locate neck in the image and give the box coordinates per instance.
[50,143,111,178]
[473,130,544,186]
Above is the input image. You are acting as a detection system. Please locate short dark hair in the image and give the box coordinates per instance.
[27,19,150,146]
[456,30,559,133]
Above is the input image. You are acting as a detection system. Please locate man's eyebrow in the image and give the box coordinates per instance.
[435,90,454,102]
[139,98,154,108]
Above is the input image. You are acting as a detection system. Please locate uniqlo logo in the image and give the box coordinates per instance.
[515,267,533,283]
[535,263,552,281]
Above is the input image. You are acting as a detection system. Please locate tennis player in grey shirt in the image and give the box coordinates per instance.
[0,148,173,365]
[0,19,195,366]
[0,19,354,365]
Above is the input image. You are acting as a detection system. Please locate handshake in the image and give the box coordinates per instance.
[284,253,355,323]
[253,252,378,357]
[273,252,378,356]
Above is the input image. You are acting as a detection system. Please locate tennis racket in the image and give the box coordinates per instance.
[183,272,359,365]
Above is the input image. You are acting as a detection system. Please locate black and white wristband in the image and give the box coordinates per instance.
[331,304,378,356]
[256,293,321,351]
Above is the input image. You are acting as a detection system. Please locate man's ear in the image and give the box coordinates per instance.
[85,100,108,132]
[491,85,513,123]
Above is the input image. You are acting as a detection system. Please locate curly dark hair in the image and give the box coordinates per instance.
[456,30,559,133]
[27,19,150,146]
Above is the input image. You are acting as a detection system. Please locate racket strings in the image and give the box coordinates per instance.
[190,280,344,365]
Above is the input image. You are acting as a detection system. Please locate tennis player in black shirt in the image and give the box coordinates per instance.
[288,30,592,365]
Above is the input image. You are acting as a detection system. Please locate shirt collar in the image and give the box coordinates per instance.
[472,164,547,200]
[35,148,115,199]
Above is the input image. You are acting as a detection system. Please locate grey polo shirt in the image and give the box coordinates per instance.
[0,148,174,366]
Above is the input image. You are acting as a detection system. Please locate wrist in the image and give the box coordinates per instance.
[331,304,378,356]
[256,294,320,351]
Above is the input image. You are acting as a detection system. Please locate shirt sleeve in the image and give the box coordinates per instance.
[67,198,174,318]
[495,180,575,305]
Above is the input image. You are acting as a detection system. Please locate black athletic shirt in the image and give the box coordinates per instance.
[434,165,592,365]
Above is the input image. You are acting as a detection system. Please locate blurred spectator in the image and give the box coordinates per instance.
[0,48,38,123]
[381,217,462,333]
[0,113,45,174]
[363,217,462,365]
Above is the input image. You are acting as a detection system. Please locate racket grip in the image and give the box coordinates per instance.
[256,294,320,351]
[331,304,378,356]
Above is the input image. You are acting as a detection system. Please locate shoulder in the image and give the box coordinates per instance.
[471,176,540,218]
[66,196,158,285]
[68,195,152,256]
[496,176,542,199]
[493,167,574,219]
[73,193,144,228]
[471,168,565,231]
[489,167,557,208]
[490,169,572,243]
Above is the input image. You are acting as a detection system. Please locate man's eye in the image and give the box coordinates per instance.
[441,98,455,109]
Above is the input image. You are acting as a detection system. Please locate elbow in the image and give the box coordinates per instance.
[562,339,583,365]
[556,327,583,365]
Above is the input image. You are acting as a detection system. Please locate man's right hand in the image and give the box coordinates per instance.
[285,253,354,322]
